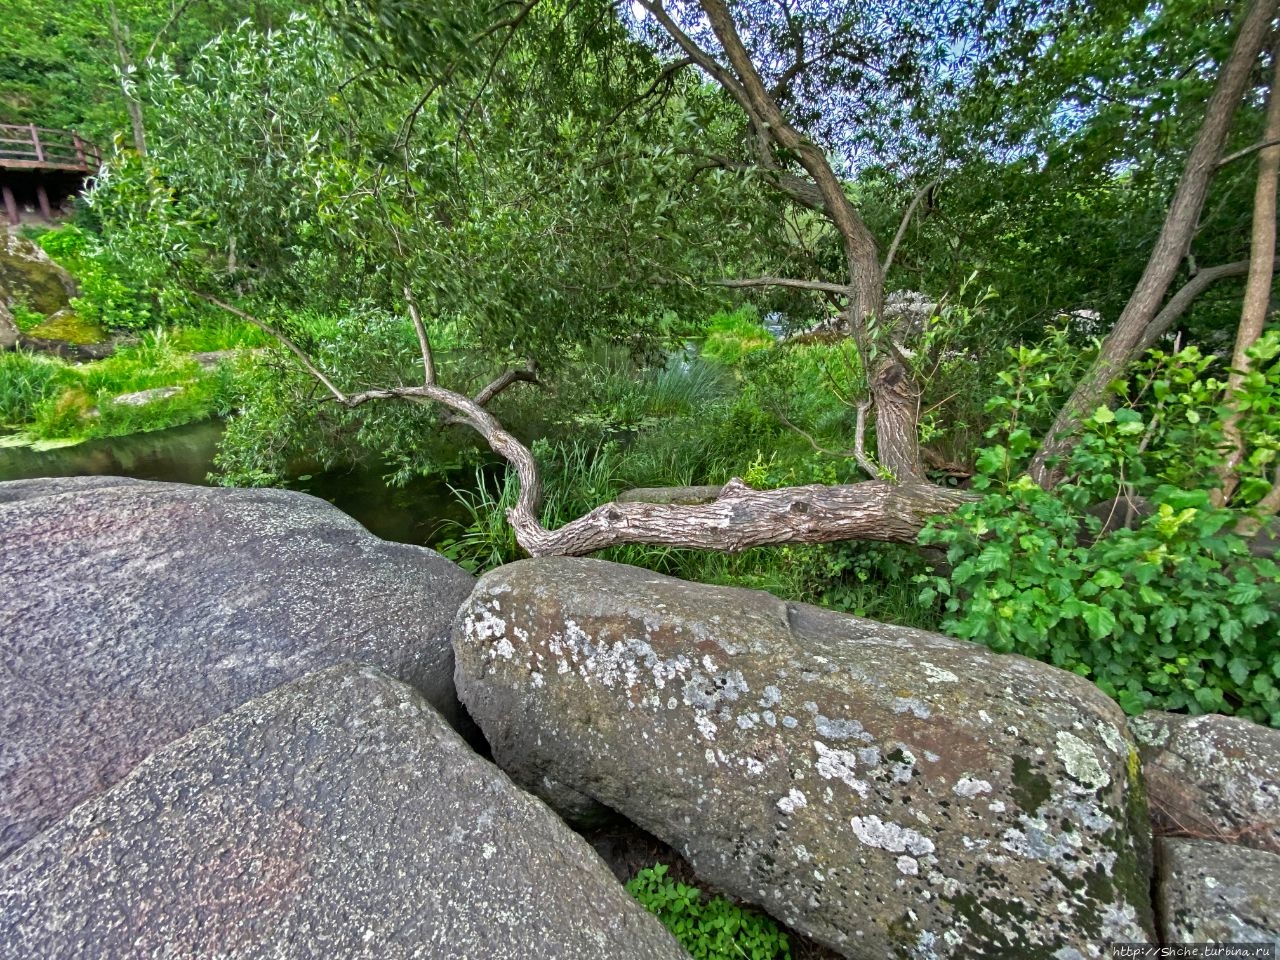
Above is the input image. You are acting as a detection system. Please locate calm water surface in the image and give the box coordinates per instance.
[0,421,470,547]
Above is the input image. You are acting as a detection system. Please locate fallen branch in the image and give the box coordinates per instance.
[513,479,975,557]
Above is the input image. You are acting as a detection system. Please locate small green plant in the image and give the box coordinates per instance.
[9,301,47,333]
[626,864,790,960]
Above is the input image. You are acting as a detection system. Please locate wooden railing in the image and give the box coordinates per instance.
[0,124,101,172]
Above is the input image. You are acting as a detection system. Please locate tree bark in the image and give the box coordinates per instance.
[1029,0,1278,486]
[1215,50,1280,506]
[512,478,974,557]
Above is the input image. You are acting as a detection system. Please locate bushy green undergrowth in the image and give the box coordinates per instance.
[0,327,251,442]
[37,226,166,331]
[626,864,790,960]
[920,333,1280,725]
[699,307,774,365]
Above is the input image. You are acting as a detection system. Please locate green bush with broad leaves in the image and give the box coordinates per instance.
[919,332,1280,726]
[626,864,790,960]
[36,226,161,331]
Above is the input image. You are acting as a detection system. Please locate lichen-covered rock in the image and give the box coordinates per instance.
[0,477,475,861]
[1156,839,1280,944]
[1130,711,1280,854]
[0,228,76,316]
[453,558,1155,959]
[0,664,690,960]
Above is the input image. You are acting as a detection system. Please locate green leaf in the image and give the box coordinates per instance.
[1091,569,1124,589]
[1080,604,1117,639]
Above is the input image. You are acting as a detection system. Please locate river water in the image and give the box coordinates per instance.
[0,421,471,548]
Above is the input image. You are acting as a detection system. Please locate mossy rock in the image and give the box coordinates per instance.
[0,228,78,316]
[24,309,105,346]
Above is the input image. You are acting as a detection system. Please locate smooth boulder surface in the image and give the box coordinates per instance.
[454,558,1154,960]
[0,477,475,860]
[1156,839,1280,944]
[0,664,690,960]
[1130,711,1280,854]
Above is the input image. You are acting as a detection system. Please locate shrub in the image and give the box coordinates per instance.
[37,226,159,331]
[626,864,790,960]
[919,335,1280,726]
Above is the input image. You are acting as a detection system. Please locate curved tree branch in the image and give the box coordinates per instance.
[200,294,966,557]
[1135,259,1277,353]
[882,178,939,275]
[1218,136,1280,168]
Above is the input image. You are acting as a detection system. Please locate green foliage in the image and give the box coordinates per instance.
[700,308,774,366]
[37,226,159,331]
[920,334,1280,726]
[626,864,790,960]
[0,328,246,443]
[0,0,310,141]
[0,351,62,428]
[9,301,47,333]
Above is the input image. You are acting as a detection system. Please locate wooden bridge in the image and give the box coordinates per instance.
[0,125,102,225]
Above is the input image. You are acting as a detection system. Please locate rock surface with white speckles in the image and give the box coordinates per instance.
[0,664,691,960]
[0,477,476,861]
[453,558,1155,959]
[1131,711,1280,855]
[1156,839,1280,944]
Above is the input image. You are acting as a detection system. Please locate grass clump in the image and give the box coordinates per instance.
[627,864,790,960]
[700,307,775,365]
[0,351,62,428]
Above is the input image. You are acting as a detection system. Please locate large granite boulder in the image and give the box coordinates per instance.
[453,558,1155,959]
[0,664,690,960]
[1130,711,1280,854]
[0,477,475,860]
[1156,839,1280,944]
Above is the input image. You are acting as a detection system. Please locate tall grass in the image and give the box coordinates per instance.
[0,351,62,428]
[1,326,253,443]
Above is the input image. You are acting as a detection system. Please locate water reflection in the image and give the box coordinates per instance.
[0,422,470,548]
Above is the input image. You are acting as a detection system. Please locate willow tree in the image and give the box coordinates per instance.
[99,0,1280,556]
